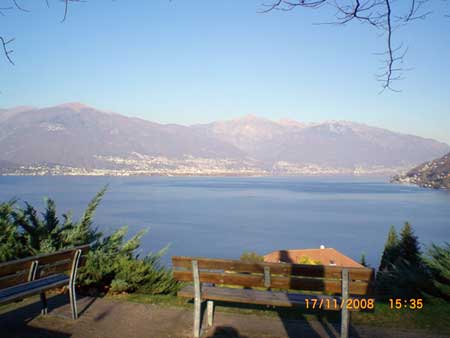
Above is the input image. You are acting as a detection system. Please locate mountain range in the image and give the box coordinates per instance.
[0,103,449,176]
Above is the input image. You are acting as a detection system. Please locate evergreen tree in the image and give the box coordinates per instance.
[378,225,399,271]
[425,243,450,300]
[0,200,27,262]
[377,222,429,299]
[376,225,400,296]
[63,186,106,247]
[398,222,422,266]
[360,252,368,267]
[12,187,106,255]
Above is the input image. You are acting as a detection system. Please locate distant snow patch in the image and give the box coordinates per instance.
[40,122,66,132]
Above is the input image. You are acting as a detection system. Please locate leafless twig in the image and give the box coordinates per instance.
[262,0,437,92]
[0,0,85,66]
[0,36,15,65]
[259,0,326,13]
[12,0,30,12]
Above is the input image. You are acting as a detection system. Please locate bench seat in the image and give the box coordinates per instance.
[0,274,69,306]
[178,285,343,310]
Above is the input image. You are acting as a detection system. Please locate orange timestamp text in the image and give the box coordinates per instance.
[389,298,424,310]
[305,298,375,310]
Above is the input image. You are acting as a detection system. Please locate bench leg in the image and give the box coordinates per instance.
[69,283,78,320]
[340,308,350,338]
[207,300,214,327]
[40,292,48,315]
[193,297,202,338]
[340,269,350,338]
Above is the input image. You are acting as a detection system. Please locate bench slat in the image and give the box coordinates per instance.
[36,259,72,279]
[0,261,35,279]
[172,256,373,281]
[0,245,89,278]
[173,270,370,295]
[0,274,69,306]
[178,285,348,311]
[0,271,29,289]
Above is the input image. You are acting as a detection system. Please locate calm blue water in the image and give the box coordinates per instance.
[0,176,449,268]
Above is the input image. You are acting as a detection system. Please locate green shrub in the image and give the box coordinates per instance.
[376,222,426,298]
[377,258,431,299]
[377,224,449,302]
[78,226,179,295]
[0,200,27,261]
[240,251,264,263]
[425,243,450,300]
[298,256,321,265]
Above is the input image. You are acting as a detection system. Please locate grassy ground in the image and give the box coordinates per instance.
[109,293,450,334]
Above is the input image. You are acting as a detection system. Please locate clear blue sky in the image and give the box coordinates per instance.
[1,0,449,144]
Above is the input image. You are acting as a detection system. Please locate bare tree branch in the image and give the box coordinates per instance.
[12,0,30,12]
[62,0,69,22]
[381,0,395,91]
[0,5,14,16]
[259,0,326,13]
[62,0,83,23]
[0,0,84,66]
[0,36,15,65]
[262,0,440,92]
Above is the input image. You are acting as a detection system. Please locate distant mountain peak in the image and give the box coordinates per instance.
[278,119,307,128]
[235,114,268,122]
[55,102,94,112]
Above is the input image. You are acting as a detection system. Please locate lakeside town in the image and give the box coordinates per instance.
[0,155,410,177]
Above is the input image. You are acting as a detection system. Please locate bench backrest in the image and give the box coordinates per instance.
[0,245,90,290]
[172,256,374,296]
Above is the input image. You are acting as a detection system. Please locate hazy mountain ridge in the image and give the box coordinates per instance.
[391,152,450,189]
[193,116,449,167]
[0,103,448,176]
[0,103,245,168]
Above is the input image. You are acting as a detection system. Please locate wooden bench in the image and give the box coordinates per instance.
[0,245,89,320]
[172,256,374,338]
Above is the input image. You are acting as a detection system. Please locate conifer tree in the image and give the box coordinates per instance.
[360,252,368,267]
[398,222,422,266]
[378,225,399,271]
[425,243,450,300]
[0,200,27,262]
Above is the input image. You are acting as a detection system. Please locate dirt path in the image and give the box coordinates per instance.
[0,295,448,338]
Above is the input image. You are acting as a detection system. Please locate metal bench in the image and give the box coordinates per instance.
[0,245,89,320]
[172,256,374,338]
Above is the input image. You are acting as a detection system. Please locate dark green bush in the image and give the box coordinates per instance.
[377,223,449,301]
[78,226,179,295]
[425,243,450,301]
[240,251,264,263]
[0,200,27,261]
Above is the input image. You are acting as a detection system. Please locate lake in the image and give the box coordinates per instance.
[0,176,449,268]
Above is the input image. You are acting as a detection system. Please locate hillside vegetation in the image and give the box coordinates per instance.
[392,152,450,189]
